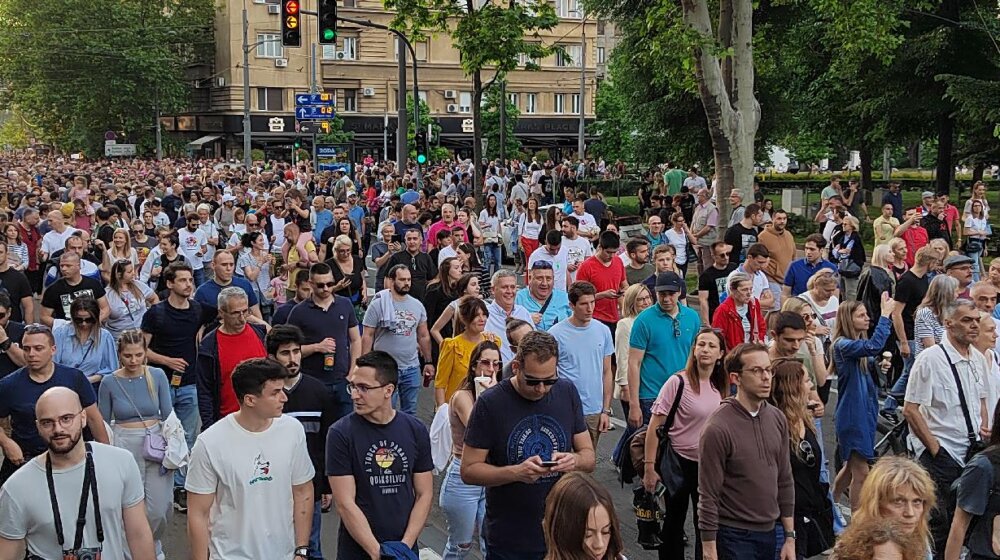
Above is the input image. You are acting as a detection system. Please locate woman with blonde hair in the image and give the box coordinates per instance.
[912,274,959,359]
[800,269,840,344]
[831,295,895,512]
[615,284,653,420]
[543,472,626,560]
[854,456,935,559]
[831,519,927,560]
[858,244,897,339]
[831,215,866,300]
[888,237,910,280]
[108,227,138,265]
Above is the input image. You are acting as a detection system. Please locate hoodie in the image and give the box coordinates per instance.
[697,398,794,540]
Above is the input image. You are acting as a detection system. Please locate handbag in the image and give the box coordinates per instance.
[655,375,686,497]
[939,345,988,462]
[112,368,167,463]
[837,258,861,278]
[963,237,984,254]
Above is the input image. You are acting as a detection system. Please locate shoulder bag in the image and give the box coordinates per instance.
[112,367,168,463]
[939,345,987,463]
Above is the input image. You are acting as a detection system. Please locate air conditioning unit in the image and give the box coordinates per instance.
[444,90,457,99]
[252,0,265,4]
[336,51,347,60]
[446,103,458,113]
[216,76,226,87]
[274,58,288,68]
[267,4,280,13]
[362,87,375,97]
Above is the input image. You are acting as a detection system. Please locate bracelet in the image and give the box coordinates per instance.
[643,460,655,464]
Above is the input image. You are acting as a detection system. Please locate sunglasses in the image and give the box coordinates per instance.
[313,281,337,289]
[477,359,502,369]
[72,316,96,325]
[530,260,553,270]
[523,374,559,386]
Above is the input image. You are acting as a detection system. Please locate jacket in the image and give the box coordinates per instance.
[196,323,268,429]
[711,295,765,351]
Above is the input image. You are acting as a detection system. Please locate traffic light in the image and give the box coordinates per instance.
[414,130,428,165]
[281,0,301,47]
[294,138,302,149]
[318,0,338,45]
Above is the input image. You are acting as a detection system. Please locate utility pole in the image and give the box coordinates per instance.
[396,37,407,174]
[578,13,586,160]
[242,3,252,169]
[383,113,389,161]
[154,94,162,160]
[311,42,318,166]
[499,79,506,167]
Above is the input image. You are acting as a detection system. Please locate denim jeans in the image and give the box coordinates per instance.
[193,267,206,288]
[716,525,777,560]
[392,366,421,415]
[439,457,485,559]
[482,243,501,277]
[814,418,845,535]
[323,378,356,422]
[309,498,324,560]
[639,398,655,425]
[967,247,984,281]
[171,384,199,488]
[887,340,918,408]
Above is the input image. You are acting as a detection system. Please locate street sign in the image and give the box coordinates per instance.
[295,106,336,120]
[316,143,352,174]
[461,119,474,133]
[269,117,286,132]
[298,121,332,134]
[104,131,117,141]
[317,145,341,158]
[294,93,334,106]
[105,143,136,157]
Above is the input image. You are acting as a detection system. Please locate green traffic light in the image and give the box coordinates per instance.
[323,28,336,41]
[417,154,427,164]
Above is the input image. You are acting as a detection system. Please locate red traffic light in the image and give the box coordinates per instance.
[285,0,299,14]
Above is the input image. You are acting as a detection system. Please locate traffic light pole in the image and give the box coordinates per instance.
[242,5,252,169]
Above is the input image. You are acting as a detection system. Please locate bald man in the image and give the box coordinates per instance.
[425,203,468,248]
[393,204,423,242]
[39,210,79,263]
[0,387,155,560]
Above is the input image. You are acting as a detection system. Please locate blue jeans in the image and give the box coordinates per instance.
[716,525,777,560]
[323,378,356,422]
[309,498,324,559]
[193,267,206,288]
[439,457,485,559]
[967,247,983,281]
[639,398,655,425]
[171,384,199,488]
[482,243,501,277]
[392,366,420,415]
[886,340,917,410]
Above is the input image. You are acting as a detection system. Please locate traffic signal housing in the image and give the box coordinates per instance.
[282,0,301,47]
[415,130,428,165]
[318,0,338,45]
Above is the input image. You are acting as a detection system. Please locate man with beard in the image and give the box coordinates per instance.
[0,323,111,485]
[268,325,335,560]
[757,209,795,310]
[0,387,155,559]
[361,265,434,415]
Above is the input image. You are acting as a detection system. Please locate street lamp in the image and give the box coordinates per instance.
[571,8,586,160]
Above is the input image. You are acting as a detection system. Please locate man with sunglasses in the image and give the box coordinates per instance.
[326,350,433,560]
[461,330,595,560]
[0,324,111,485]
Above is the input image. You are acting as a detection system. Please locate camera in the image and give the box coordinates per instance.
[63,547,102,560]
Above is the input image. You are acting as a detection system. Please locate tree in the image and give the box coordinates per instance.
[0,0,213,155]
[480,82,521,161]
[317,115,356,144]
[405,96,450,162]
[384,0,560,195]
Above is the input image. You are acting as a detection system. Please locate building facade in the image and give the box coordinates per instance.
[173,0,599,161]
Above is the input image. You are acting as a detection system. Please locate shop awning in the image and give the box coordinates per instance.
[186,135,222,148]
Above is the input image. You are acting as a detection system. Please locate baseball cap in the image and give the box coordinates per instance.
[654,271,684,293]
[943,254,974,269]
[921,191,935,199]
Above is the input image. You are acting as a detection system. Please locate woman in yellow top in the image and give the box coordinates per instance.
[435,298,499,406]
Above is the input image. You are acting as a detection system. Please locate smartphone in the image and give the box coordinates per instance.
[390,234,401,244]
[540,460,558,467]
[807,403,819,411]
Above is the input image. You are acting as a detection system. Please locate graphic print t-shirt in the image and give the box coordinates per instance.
[362,294,427,369]
[326,412,433,559]
[464,379,587,554]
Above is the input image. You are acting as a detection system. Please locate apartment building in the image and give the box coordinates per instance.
[170,0,600,161]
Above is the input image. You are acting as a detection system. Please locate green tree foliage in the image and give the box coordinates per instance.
[0,0,213,155]
[317,115,356,144]
[405,96,449,161]
[480,83,521,161]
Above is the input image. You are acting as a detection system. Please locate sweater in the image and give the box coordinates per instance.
[698,399,795,540]
[757,225,796,284]
[711,296,765,350]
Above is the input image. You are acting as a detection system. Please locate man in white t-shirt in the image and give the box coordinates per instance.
[527,230,569,290]
[179,212,209,284]
[726,242,774,312]
[40,210,78,262]
[561,216,593,284]
[186,358,315,560]
[570,197,600,240]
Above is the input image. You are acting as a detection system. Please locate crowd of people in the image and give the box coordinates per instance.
[0,155,994,560]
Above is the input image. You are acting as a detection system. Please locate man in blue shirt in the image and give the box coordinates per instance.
[782,233,837,298]
[627,271,700,428]
[193,250,262,327]
[548,281,614,446]
[515,260,571,331]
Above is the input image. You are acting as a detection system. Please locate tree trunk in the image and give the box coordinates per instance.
[973,162,985,183]
[935,114,954,196]
[472,70,484,204]
[907,140,920,169]
[859,144,873,193]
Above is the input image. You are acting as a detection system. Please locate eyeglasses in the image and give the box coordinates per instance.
[741,366,774,377]
[523,374,559,386]
[798,439,816,467]
[313,281,337,289]
[72,316,96,325]
[478,359,502,369]
[37,411,82,430]
[346,382,390,396]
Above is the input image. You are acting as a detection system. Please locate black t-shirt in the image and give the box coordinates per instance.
[326,412,433,559]
[327,256,365,303]
[893,271,929,339]
[0,268,32,323]
[0,321,25,378]
[724,223,759,264]
[583,198,607,222]
[698,263,738,321]
[40,276,106,321]
[464,379,588,554]
[678,192,696,224]
[140,299,203,386]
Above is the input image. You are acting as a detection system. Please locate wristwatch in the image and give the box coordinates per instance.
[294,546,310,558]
[785,530,797,540]
[602,408,613,416]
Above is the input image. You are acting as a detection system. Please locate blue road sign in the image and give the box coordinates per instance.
[295,93,335,106]
[295,106,336,120]
[316,145,342,157]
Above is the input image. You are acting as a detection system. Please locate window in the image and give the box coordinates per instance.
[257,88,284,111]
[508,93,519,109]
[342,0,355,6]
[554,94,565,114]
[571,93,581,114]
[394,40,427,61]
[459,91,472,113]
[557,45,581,67]
[597,46,605,64]
[342,37,358,60]
[342,89,357,112]
[558,0,581,17]
[255,33,283,59]
[520,50,540,67]
[418,91,428,104]
[526,93,537,114]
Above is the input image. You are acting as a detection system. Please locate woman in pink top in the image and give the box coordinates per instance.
[642,327,727,560]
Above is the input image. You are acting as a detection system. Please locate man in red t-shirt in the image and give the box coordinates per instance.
[577,230,628,335]
[894,208,930,267]
[196,285,268,429]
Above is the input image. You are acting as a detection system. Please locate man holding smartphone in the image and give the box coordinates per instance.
[461,331,595,560]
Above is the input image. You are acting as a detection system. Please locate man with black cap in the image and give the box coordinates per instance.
[945,254,975,299]
[626,271,700,428]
